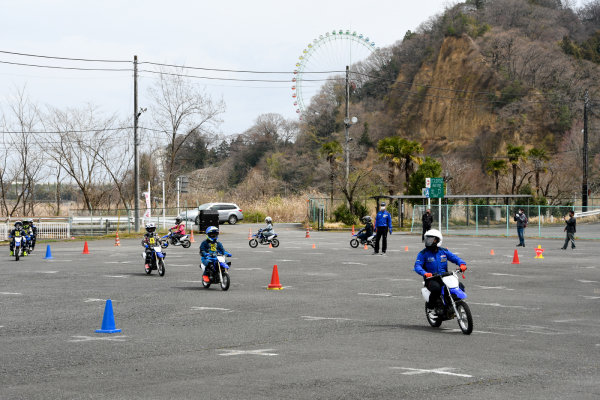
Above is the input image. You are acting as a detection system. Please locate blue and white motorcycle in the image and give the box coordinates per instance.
[421,269,473,335]
[200,252,231,290]
[142,238,166,276]
[160,230,191,248]
[248,229,279,248]
[12,234,24,261]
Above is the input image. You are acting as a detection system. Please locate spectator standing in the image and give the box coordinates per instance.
[561,211,576,250]
[514,208,528,247]
[422,209,433,241]
[373,202,392,255]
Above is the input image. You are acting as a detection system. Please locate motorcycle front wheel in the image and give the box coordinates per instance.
[249,239,258,248]
[220,271,230,291]
[456,301,473,335]
[350,238,359,248]
[181,240,191,248]
[271,238,279,248]
[15,249,20,261]
[158,259,166,277]
[425,304,442,328]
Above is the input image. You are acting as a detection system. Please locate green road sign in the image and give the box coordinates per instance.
[429,177,444,198]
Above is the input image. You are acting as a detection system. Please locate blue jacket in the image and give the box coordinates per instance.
[414,247,465,277]
[200,239,226,256]
[375,210,392,232]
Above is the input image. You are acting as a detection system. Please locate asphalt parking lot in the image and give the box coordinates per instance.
[1,224,599,399]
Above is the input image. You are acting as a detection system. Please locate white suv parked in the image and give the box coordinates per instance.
[195,203,244,225]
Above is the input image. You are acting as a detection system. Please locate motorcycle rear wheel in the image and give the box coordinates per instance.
[220,271,230,291]
[202,278,211,289]
[425,304,442,327]
[249,239,258,248]
[271,238,279,248]
[456,301,473,335]
[350,239,359,248]
[181,240,191,248]
[158,259,166,277]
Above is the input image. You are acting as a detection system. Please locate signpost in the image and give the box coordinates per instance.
[427,177,445,231]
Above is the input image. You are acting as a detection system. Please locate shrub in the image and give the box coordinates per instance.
[333,204,356,225]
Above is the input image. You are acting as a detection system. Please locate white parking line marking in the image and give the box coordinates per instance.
[391,367,472,378]
[577,280,598,283]
[69,335,127,342]
[219,349,278,356]
[474,285,515,291]
[305,272,337,276]
[276,259,298,262]
[104,275,127,278]
[301,316,359,321]
[0,292,22,295]
[84,298,107,303]
[190,307,231,311]
[440,328,515,336]
[342,262,367,266]
[470,302,538,310]
[390,278,417,282]
[236,268,263,271]
[491,273,530,278]
[581,295,600,300]
[37,271,59,274]
[358,293,415,299]
[254,251,272,253]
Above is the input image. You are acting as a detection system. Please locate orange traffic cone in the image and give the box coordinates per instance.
[114,231,121,247]
[511,249,520,264]
[269,243,273,248]
[364,243,368,250]
[267,265,283,290]
[190,229,195,243]
[248,228,252,240]
[352,225,355,235]
[490,249,495,255]
[312,243,316,249]
[404,246,409,252]
[82,241,90,254]
[305,225,310,238]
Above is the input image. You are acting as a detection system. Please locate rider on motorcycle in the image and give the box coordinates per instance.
[356,215,373,242]
[142,223,162,272]
[9,221,27,256]
[414,229,467,311]
[170,217,186,243]
[260,216,274,241]
[200,226,231,283]
[22,219,35,251]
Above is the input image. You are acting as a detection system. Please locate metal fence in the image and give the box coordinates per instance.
[1,220,70,240]
[410,204,600,239]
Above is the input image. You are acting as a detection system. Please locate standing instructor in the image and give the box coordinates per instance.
[374,201,392,255]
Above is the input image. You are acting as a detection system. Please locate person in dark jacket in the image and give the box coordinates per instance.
[514,208,528,247]
[356,215,374,243]
[561,211,576,250]
[373,202,392,255]
[421,209,433,241]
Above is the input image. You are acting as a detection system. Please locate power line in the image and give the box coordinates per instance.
[140,69,337,83]
[0,50,130,63]
[0,59,132,72]
[141,61,342,75]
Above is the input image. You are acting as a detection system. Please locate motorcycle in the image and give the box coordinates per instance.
[160,230,191,248]
[141,237,166,276]
[249,229,279,248]
[349,231,375,248]
[421,269,473,335]
[12,234,24,261]
[200,252,231,290]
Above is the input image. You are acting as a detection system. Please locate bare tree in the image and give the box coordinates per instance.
[148,69,225,199]
[43,105,115,211]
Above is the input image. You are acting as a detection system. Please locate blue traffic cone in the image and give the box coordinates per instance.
[43,245,54,260]
[95,299,121,333]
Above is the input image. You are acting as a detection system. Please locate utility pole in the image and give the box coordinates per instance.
[133,55,140,232]
[582,90,589,212]
[344,65,350,204]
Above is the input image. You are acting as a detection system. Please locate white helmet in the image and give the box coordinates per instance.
[265,216,272,224]
[424,229,443,247]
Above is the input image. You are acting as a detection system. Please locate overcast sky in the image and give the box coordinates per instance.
[0,0,589,135]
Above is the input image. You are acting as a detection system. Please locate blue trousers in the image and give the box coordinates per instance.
[517,227,525,246]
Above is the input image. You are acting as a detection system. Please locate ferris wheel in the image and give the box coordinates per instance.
[292,29,379,117]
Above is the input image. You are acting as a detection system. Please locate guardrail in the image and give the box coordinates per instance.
[0,221,70,240]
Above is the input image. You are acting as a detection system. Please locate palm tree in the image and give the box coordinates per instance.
[377,137,403,195]
[398,139,424,188]
[486,159,508,194]
[320,140,343,211]
[527,147,550,196]
[507,144,526,194]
